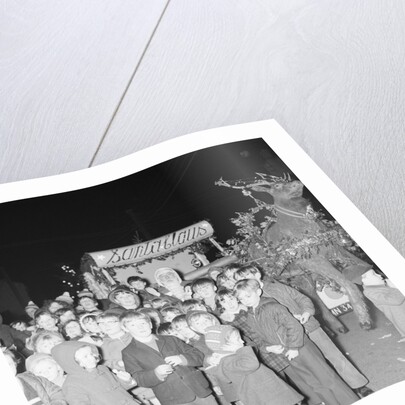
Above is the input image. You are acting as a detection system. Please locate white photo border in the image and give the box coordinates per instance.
[1,119,404,404]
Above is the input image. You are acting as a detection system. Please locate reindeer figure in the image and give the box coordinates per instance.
[216,174,373,331]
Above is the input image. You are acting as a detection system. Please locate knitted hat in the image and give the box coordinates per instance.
[108,285,141,307]
[77,289,94,299]
[55,292,74,305]
[25,353,55,373]
[25,301,39,313]
[205,325,237,354]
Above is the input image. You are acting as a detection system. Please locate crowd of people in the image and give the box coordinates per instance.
[2,263,404,405]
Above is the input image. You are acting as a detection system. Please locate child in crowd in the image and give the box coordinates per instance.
[77,289,100,313]
[173,314,241,405]
[186,311,221,335]
[108,285,142,313]
[181,299,209,313]
[160,306,183,323]
[34,310,60,333]
[157,322,182,338]
[234,265,371,397]
[215,273,236,290]
[215,289,247,323]
[361,269,405,342]
[55,308,77,325]
[204,325,303,405]
[25,352,66,387]
[79,312,103,336]
[62,319,84,340]
[138,307,162,331]
[121,311,217,405]
[3,348,67,405]
[127,276,161,305]
[192,278,218,312]
[30,331,65,354]
[52,341,140,405]
[234,278,359,405]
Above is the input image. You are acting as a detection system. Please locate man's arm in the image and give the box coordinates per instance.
[262,302,305,350]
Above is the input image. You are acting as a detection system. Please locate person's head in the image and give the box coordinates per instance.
[10,321,28,332]
[127,276,147,291]
[154,267,182,289]
[108,285,141,310]
[138,308,161,330]
[192,278,217,299]
[79,313,102,334]
[157,322,181,338]
[150,297,172,310]
[171,315,198,341]
[224,264,242,281]
[215,289,240,313]
[78,296,99,312]
[32,331,65,354]
[121,311,153,341]
[55,308,77,325]
[3,349,18,376]
[234,265,262,282]
[25,301,40,319]
[216,273,236,290]
[205,325,244,354]
[35,310,58,331]
[234,279,262,308]
[361,269,385,286]
[63,320,84,340]
[47,301,66,314]
[96,311,122,337]
[159,306,183,323]
[181,299,208,313]
[186,311,220,334]
[26,354,63,383]
[74,345,100,371]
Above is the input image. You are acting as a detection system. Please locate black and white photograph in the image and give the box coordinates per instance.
[1,127,405,405]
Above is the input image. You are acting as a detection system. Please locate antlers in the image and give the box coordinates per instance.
[215,173,291,190]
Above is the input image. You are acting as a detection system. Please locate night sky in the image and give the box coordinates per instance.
[0,138,326,306]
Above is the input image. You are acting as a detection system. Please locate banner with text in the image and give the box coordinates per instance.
[87,221,214,268]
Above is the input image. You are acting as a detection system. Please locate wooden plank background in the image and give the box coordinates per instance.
[1,0,405,257]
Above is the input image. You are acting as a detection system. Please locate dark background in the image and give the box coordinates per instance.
[0,138,330,318]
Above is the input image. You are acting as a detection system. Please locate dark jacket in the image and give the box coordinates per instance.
[248,297,306,351]
[262,278,320,333]
[52,340,140,405]
[208,346,302,405]
[122,335,211,405]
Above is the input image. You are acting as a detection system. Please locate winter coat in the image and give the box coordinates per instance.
[262,278,320,333]
[363,285,405,336]
[52,340,140,405]
[17,372,67,405]
[247,297,305,351]
[207,346,302,405]
[122,335,211,405]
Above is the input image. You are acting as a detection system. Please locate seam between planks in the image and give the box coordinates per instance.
[88,0,172,167]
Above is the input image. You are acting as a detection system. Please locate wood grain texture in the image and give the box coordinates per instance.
[0,0,168,182]
[92,0,405,255]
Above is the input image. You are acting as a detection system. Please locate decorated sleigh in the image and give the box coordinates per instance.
[80,220,237,299]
